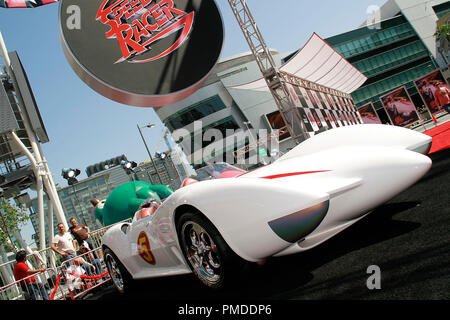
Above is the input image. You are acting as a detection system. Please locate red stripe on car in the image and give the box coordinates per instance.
[262,170,330,179]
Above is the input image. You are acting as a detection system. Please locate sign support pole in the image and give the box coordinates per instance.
[228,0,310,145]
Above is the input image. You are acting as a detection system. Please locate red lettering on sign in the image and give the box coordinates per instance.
[96,0,194,64]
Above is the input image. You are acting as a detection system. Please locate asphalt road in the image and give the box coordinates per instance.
[90,148,449,301]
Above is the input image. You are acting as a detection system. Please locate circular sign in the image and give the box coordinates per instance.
[59,0,224,107]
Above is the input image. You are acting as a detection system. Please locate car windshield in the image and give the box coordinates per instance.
[195,162,246,181]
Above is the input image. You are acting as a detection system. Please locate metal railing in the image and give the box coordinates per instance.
[0,218,131,299]
[58,248,110,300]
[0,268,64,300]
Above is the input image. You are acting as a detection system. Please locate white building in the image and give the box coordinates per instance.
[155,49,294,170]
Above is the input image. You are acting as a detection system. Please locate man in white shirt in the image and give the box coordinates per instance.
[51,223,78,262]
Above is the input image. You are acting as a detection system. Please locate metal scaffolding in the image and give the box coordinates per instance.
[228,0,310,144]
[0,31,68,253]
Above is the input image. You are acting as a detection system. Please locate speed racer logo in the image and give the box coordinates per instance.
[137,232,156,264]
[96,0,195,64]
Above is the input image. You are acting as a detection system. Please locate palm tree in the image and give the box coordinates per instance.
[434,24,450,66]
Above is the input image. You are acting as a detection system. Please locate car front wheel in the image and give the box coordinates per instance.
[104,248,133,294]
[177,212,244,290]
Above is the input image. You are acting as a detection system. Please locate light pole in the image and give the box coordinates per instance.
[61,168,88,227]
[137,124,163,185]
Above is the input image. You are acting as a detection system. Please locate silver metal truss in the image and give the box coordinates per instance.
[0,31,69,252]
[227,0,310,144]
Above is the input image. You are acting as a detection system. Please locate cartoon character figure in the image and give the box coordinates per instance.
[92,181,173,225]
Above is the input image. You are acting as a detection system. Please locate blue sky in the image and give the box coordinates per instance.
[0,0,386,245]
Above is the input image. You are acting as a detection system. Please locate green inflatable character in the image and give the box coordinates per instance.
[91,181,174,226]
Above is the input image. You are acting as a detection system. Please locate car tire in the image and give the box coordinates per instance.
[177,212,245,290]
[103,247,134,294]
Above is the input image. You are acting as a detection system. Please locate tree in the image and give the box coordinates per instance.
[434,24,450,66]
[0,197,30,253]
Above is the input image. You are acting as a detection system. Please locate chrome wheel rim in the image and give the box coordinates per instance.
[106,254,124,292]
[181,221,222,285]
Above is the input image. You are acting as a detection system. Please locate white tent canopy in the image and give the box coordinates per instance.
[228,33,367,94]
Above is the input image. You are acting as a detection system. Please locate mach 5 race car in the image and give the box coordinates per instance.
[102,124,432,292]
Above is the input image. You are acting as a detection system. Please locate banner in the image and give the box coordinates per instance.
[0,0,58,8]
[358,103,382,124]
[265,111,291,141]
[414,69,450,115]
[306,108,318,128]
[380,86,419,127]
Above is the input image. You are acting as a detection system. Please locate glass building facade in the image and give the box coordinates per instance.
[325,13,442,123]
[164,95,228,132]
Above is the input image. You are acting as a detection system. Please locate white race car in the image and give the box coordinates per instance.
[101,124,432,292]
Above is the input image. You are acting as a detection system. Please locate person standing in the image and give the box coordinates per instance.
[434,84,450,114]
[68,217,96,252]
[13,250,49,300]
[51,223,102,275]
[51,223,78,262]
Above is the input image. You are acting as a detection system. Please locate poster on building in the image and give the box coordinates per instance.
[331,110,342,127]
[328,109,340,127]
[305,89,320,109]
[351,112,361,124]
[286,83,303,108]
[312,90,325,109]
[265,110,291,141]
[334,96,344,111]
[414,69,450,115]
[358,103,382,124]
[297,108,315,132]
[320,109,333,129]
[354,112,363,124]
[310,109,325,130]
[293,86,313,110]
[337,111,348,125]
[380,86,419,127]
[305,108,320,131]
[321,93,332,110]
[344,112,354,125]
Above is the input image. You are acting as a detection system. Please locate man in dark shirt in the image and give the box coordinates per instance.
[68,218,96,253]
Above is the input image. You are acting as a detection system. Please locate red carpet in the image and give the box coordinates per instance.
[423,120,450,154]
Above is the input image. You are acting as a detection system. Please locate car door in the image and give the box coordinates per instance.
[125,209,189,278]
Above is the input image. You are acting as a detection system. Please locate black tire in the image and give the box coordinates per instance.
[103,247,134,294]
[177,212,245,290]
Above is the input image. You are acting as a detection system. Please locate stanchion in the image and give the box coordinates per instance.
[432,114,439,124]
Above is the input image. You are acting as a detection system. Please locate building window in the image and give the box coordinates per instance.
[352,41,428,77]
[165,95,227,131]
[189,116,240,151]
[333,22,415,58]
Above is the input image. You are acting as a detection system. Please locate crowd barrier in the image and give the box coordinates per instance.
[0,247,54,293]
[0,219,131,300]
[0,268,65,300]
[58,248,110,300]
[0,248,111,300]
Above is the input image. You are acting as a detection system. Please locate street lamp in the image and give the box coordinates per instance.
[137,123,163,185]
[61,168,87,226]
[121,160,137,175]
[61,168,80,185]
